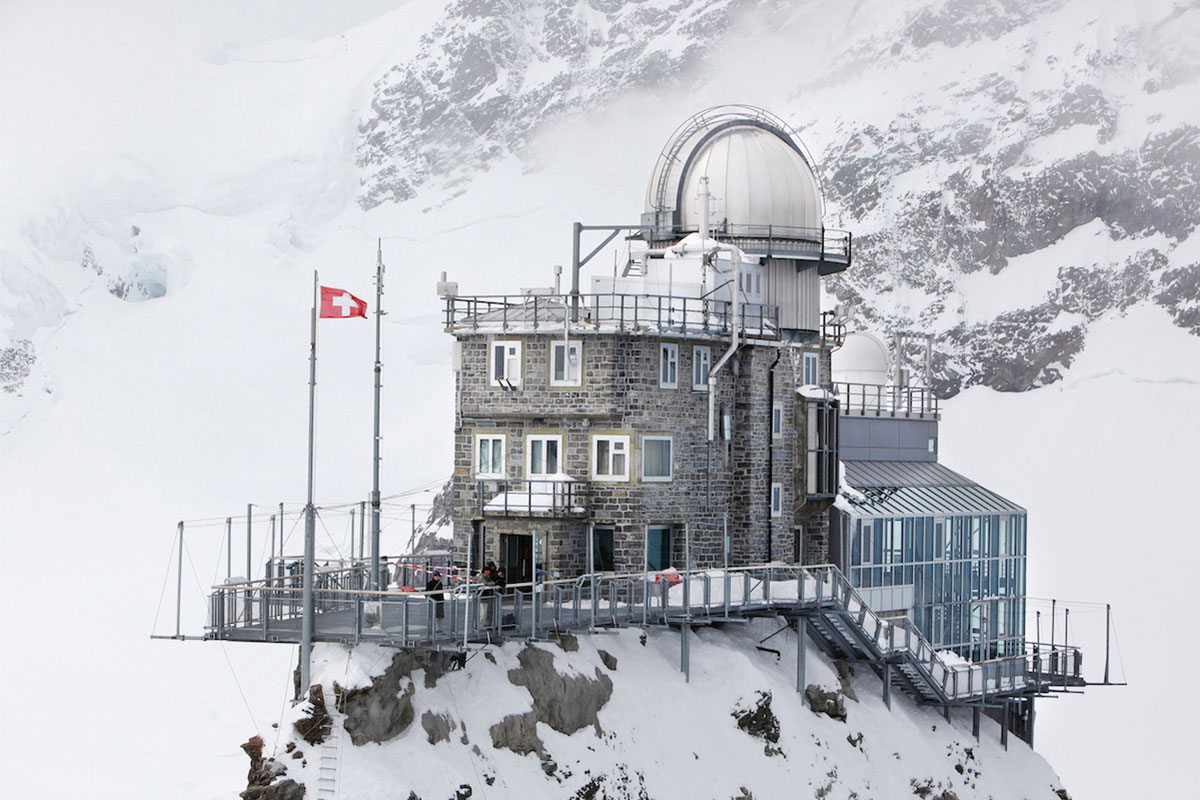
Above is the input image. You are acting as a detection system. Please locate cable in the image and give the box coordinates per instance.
[150,532,178,636]
[183,539,261,733]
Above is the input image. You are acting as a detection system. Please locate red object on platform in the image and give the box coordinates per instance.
[655,572,682,585]
[319,286,368,318]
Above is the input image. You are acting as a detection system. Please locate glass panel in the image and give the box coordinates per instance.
[493,344,504,380]
[596,439,610,475]
[612,441,626,477]
[593,527,615,571]
[553,344,566,381]
[546,440,558,474]
[648,526,671,571]
[531,440,544,474]
[644,439,671,478]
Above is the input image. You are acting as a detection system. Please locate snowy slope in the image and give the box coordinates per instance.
[267,625,1068,800]
[0,1,1195,799]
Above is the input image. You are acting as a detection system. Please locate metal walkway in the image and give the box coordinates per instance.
[206,563,1082,708]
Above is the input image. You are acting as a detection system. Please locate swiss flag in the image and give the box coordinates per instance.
[319,286,368,319]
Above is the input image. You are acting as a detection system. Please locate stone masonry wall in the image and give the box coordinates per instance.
[450,330,833,576]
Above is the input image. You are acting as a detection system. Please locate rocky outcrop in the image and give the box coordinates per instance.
[240,735,305,800]
[805,685,847,723]
[293,684,332,746]
[355,0,783,209]
[342,650,457,746]
[490,644,613,756]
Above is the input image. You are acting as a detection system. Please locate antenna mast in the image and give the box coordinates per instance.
[370,241,385,590]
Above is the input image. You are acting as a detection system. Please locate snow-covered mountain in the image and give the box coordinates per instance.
[251,627,1069,800]
[1,1,1196,799]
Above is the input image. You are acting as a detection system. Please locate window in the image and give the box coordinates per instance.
[642,436,673,481]
[772,402,784,439]
[592,434,630,481]
[771,482,783,517]
[550,339,582,387]
[692,346,711,390]
[592,526,615,572]
[474,434,505,478]
[525,435,561,478]
[647,525,672,571]
[659,343,678,388]
[804,398,839,498]
[802,352,819,386]
[490,340,522,387]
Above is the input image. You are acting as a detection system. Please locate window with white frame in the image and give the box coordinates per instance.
[491,340,522,387]
[642,436,673,481]
[771,482,783,517]
[525,434,562,478]
[591,434,630,481]
[802,352,819,386]
[659,343,678,388]
[692,346,711,390]
[772,401,784,439]
[474,433,505,478]
[550,339,582,387]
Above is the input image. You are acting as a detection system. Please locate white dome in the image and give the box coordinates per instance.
[645,106,826,240]
[678,125,824,233]
[832,331,891,385]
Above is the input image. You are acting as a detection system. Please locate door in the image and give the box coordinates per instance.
[501,533,532,585]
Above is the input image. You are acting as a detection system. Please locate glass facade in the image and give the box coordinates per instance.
[846,513,1027,661]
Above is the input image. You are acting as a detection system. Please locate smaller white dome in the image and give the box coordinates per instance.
[832,331,891,385]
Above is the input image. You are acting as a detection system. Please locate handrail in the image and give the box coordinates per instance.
[444,292,780,340]
[832,381,940,416]
[206,561,1082,702]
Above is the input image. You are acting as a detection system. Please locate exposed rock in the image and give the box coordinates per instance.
[597,650,618,671]
[507,644,613,736]
[489,711,543,756]
[732,691,781,744]
[552,632,579,652]
[293,684,332,746]
[0,339,34,394]
[239,736,304,800]
[343,650,459,746]
[421,710,455,745]
[805,685,847,723]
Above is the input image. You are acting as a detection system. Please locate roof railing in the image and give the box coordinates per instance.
[444,292,780,340]
[833,381,940,418]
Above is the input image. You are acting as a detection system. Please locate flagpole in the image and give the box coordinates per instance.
[370,240,385,590]
[299,269,318,700]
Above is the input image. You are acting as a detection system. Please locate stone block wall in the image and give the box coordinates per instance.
[450,329,834,574]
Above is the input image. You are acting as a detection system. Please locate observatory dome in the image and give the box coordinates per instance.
[832,331,891,386]
[644,106,825,240]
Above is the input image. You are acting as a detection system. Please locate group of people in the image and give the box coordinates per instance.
[421,561,509,630]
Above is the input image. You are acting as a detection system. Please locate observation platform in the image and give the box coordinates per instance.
[443,292,779,340]
[206,562,1083,709]
[833,381,940,420]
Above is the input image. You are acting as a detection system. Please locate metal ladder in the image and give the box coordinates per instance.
[314,711,343,800]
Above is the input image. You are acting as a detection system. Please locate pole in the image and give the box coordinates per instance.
[410,503,416,553]
[300,269,319,700]
[682,522,691,682]
[359,500,366,567]
[349,506,355,562]
[723,513,730,619]
[268,514,276,584]
[1063,608,1070,689]
[587,522,596,630]
[176,522,184,638]
[1104,603,1112,685]
[463,525,472,650]
[225,517,232,580]
[371,241,385,590]
[642,525,649,626]
[246,504,253,582]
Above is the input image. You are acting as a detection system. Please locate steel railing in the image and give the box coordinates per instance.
[444,292,779,339]
[475,478,590,517]
[206,561,1079,704]
[832,381,940,417]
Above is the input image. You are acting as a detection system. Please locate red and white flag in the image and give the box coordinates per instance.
[319,286,368,319]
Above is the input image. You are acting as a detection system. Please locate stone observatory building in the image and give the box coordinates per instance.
[440,105,852,584]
